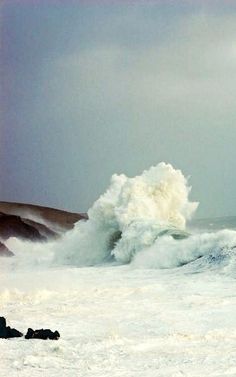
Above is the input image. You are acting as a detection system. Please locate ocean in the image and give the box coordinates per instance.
[1,163,236,376]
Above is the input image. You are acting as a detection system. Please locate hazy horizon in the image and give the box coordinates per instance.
[1,1,236,218]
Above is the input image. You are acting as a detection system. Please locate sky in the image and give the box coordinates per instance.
[1,0,236,217]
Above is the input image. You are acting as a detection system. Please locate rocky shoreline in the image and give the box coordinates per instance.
[0,202,87,257]
[0,317,60,340]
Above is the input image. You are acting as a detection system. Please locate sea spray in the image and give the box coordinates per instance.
[6,162,236,272]
[132,229,236,269]
[54,162,198,265]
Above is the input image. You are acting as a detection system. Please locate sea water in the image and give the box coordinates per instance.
[1,163,236,376]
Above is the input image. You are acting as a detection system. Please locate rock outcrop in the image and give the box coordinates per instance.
[0,317,23,338]
[25,328,60,340]
[0,213,46,241]
[0,242,14,257]
[0,317,60,340]
[0,202,88,257]
[0,202,87,232]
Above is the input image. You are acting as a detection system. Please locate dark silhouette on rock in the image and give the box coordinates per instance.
[25,328,60,340]
[0,242,14,257]
[0,317,23,338]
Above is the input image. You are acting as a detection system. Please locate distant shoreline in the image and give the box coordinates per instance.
[0,201,87,257]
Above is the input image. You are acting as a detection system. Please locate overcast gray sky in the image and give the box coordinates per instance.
[1,0,236,217]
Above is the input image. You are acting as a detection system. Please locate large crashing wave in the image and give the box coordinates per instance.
[5,162,236,273]
[55,162,199,266]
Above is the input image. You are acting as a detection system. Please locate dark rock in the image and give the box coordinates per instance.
[0,317,7,338]
[22,218,59,239]
[0,202,88,250]
[0,201,87,232]
[0,316,23,338]
[25,328,60,340]
[0,317,59,340]
[0,213,46,241]
[25,328,34,339]
[0,317,6,327]
[0,242,14,257]
[6,326,23,338]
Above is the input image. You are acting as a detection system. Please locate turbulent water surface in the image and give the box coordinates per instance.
[1,163,236,376]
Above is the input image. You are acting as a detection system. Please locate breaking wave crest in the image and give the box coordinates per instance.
[5,162,236,274]
[54,162,198,266]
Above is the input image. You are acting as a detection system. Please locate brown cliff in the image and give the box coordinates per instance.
[0,202,88,257]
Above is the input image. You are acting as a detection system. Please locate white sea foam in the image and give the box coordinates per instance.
[2,163,236,377]
[132,229,236,269]
[54,162,199,266]
[5,162,236,272]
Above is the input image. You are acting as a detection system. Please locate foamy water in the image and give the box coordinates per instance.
[1,163,236,376]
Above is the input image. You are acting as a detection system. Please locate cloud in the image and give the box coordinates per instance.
[39,10,236,120]
[2,3,236,215]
